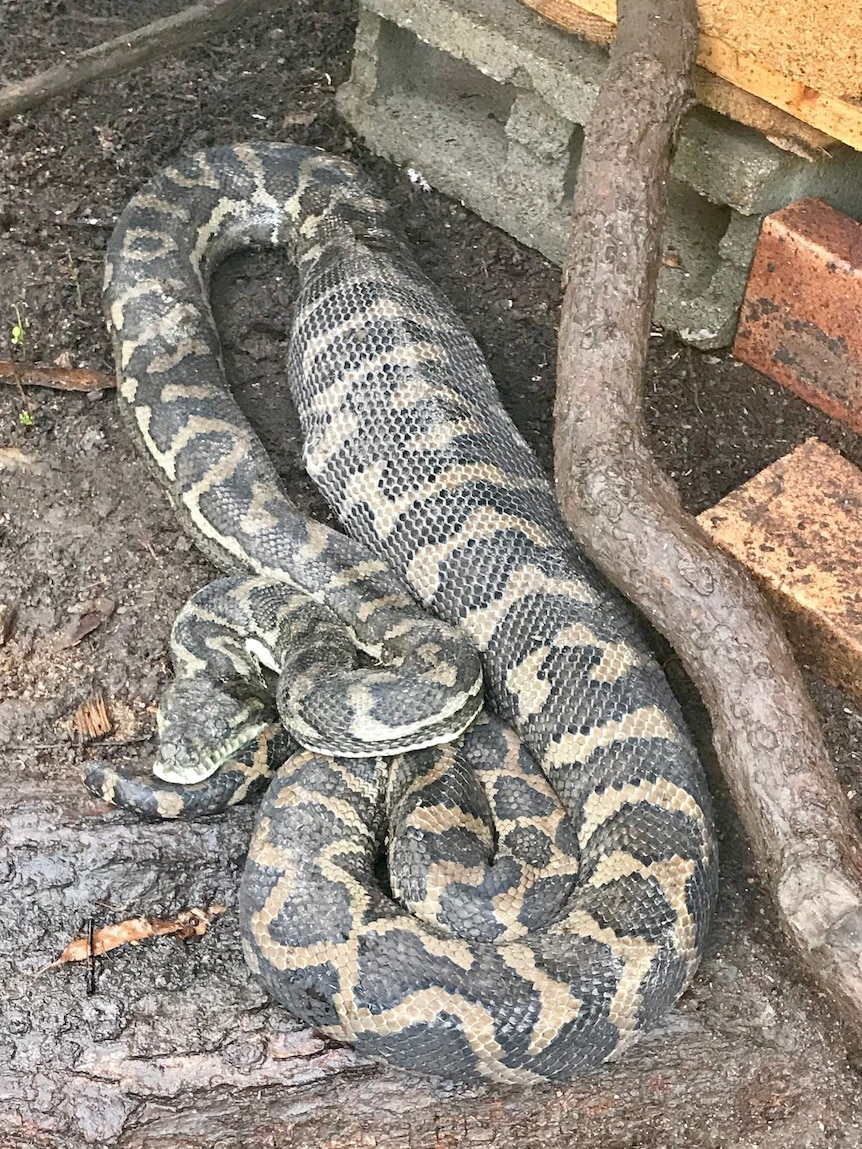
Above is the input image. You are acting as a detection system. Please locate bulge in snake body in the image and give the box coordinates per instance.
[88,142,718,1083]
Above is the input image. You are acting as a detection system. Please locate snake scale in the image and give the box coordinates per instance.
[84,142,717,1083]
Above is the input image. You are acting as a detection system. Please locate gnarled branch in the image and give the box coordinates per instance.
[554,0,862,1036]
[0,0,275,122]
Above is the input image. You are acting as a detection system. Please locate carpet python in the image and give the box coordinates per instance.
[84,142,718,1083]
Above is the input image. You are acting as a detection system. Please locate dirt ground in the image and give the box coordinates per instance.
[2,2,862,1147]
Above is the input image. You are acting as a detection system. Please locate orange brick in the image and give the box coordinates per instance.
[698,439,862,704]
[733,199,862,434]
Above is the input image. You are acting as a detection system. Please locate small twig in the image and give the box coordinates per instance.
[136,527,159,561]
[86,917,96,996]
[94,737,154,748]
[0,0,277,121]
[5,742,79,751]
[64,245,84,312]
[5,736,152,751]
[0,360,114,391]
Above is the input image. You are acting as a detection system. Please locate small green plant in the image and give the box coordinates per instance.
[10,305,33,426]
[11,304,25,349]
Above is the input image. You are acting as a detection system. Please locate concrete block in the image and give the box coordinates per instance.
[337,0,862,348]
[733,200,862,433]
[698,439,862,705]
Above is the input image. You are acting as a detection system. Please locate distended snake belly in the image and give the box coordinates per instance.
[87,142,718,1083]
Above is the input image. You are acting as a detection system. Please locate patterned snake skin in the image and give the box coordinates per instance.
[84,142,717,1083]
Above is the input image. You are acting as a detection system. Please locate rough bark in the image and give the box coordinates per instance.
[553,0,862,1040]
[0,0,275,121]
[6,768,858,1147]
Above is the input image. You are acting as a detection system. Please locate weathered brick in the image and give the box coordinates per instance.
[697,438,862,704]
[733,199,862,433]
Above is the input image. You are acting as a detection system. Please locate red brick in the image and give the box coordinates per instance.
[697,439,862,705]
[733,199,862,433]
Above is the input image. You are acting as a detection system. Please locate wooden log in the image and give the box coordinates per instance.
[3,770,857,1146]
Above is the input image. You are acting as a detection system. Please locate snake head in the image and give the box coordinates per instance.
[153,677,277,784]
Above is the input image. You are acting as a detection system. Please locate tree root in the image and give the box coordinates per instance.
[554,0,862,1039]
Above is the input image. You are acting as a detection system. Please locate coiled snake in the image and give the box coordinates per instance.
[84,142,717,1083]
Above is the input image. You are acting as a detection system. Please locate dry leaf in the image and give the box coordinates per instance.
[46,905,226,969]
[55,597,116,649]
[71,692,113,740]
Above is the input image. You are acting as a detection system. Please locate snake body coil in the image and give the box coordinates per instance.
[87,143,717,1083]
